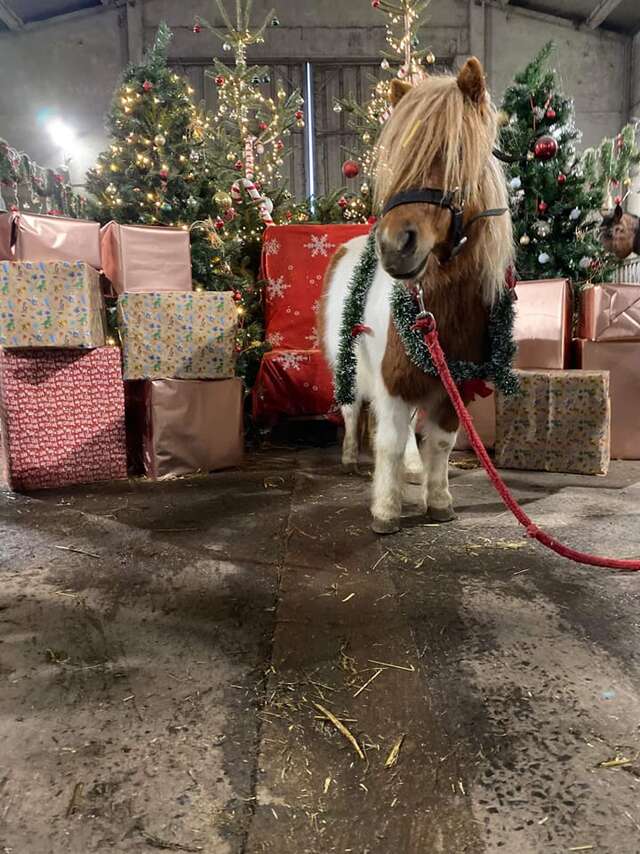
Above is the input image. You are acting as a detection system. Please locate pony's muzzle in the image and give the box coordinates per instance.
[376,223,431,280]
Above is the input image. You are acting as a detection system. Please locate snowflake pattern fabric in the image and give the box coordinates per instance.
[256,224,371,423]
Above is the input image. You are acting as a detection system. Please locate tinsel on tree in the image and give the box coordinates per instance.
[498,42,616,284]
[192,0,304,381]
[1,138,87,217]
[582,122,640,211]
[333,0,436,221]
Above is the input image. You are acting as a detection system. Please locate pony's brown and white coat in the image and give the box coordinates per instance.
[322,58,513,533]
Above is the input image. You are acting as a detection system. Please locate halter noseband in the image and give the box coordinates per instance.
[381,187,507,263]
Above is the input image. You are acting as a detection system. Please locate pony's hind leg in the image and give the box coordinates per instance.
[420,395,458,523]
[371,392,412,535]
[341,402,362,473]
[403,411,423,483]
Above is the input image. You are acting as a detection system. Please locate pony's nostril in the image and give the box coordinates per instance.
[400,229,417,255]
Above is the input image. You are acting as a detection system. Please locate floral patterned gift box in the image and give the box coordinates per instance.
[495,369,611,476]
[0,260,105,348]
[117,291,237,380]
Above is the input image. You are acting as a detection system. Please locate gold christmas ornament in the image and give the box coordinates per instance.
[425,51,436,64]
[214,190,233,209]
[519,234,531,246]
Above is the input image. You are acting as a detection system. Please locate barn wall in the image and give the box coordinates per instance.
[0,0,633,188]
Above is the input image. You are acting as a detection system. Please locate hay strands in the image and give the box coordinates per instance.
[312,701,365,760]
[385,734,405,768]
[598,755,632,768]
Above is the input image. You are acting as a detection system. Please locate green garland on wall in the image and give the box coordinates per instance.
[0,138,87,217]
[334,230,520,406]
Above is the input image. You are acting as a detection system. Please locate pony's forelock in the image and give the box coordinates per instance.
[372,73,513,304]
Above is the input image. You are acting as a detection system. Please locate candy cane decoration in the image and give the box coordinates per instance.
[230,135,274,225]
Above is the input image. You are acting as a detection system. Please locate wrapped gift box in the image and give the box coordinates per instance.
[101,222,192,294]
[0,212,14,261]
[0,347,127,491]
[0,260,106,348]
[262,223,370,350]
[495,369,610,475]
[575,339,640,460]
[252,349,335,424]
[126,377,243,479]
[117,291,236,380]
[14,213,101,268]
[513,278,571,369]
[579,284,640,342]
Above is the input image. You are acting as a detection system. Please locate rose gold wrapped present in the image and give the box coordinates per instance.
[14,213,101,268]
[575,339,640,460]
[513,278,572,369]
[101,222,192,294]
[126,377,243,479]
[579,285,640,342]
[0,212,15,261]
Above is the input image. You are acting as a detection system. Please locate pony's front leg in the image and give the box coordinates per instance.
[420,403,458,523]
[371,393,412,535]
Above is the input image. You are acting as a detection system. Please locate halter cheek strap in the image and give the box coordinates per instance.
[381,186,507,262]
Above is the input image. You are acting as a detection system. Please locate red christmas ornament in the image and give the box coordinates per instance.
[557,172,566,185]
[590,259,600,270]
[533,135,558,161]
[192,22,201,33]
[223,207,237,222]
[159,169,169,180]
[614,195,622,205]
[53,174,64,184]
[538,200,548,213]
[259,121,268,131]
[338,196,349,209]
[368,215,378,225]
[545,107,556,120]
[215,75,226,87]
[372,0,381,6]
[285,210,293,221]
[233,290,242,302]
[214,217,225,231]
[234,160,244,171]
[342,160,360,179]
[142,80,153,92]
[276,140,284,151]
[295,110,304,120]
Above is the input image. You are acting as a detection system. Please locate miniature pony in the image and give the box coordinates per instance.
[322,58,513,534]
[600,204,640,259]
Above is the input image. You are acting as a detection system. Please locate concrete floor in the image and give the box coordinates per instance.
[1,446,639,854]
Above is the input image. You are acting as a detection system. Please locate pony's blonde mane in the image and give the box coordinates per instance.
[373,73,513,303]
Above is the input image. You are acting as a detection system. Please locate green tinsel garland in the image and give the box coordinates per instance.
[334,231,519,406]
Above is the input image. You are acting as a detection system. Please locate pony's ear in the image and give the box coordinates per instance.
[457,57,486,104]
[389,79,412,107]
[613,204,624,222]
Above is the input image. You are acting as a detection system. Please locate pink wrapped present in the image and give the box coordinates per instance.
[513,278,571,369]
[0,212,15,261]
[126,377,243,479]
[579,284,640,342]
[101,222,192,294]
[575,339,640,460]
[0,347,127,490]
[454,387,496,450]
[14,213,101,268]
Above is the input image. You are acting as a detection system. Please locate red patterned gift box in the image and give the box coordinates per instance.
[253,349,336,424]
[0,347,127,491]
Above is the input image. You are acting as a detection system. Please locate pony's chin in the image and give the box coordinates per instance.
[383,253,430,282]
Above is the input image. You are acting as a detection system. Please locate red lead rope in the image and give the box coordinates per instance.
[413,316,640,571]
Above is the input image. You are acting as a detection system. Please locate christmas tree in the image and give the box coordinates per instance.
[582,122,640,211]
[332,0,436,221]
[86,24,220,289]
[498,42,616,283]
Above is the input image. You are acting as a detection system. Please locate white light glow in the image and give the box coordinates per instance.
[46,119,78,154]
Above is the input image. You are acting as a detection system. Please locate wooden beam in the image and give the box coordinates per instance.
[585,0,623,29]
[0,0,23,30]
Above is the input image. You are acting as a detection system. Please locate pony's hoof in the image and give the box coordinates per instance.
[371,517,401,535]
[342,463,360,475]
[427,505,457,523]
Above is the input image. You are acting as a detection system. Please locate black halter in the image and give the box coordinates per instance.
[381,187,507,262]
